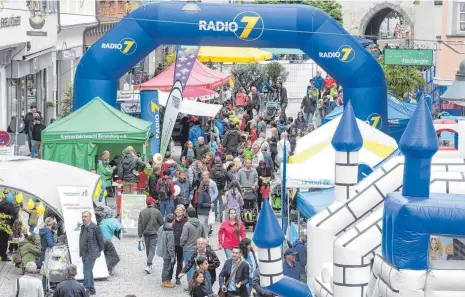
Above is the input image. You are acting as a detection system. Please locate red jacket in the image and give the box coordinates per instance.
[137,171,147,189]
[324,76,336,89]
[156,176,176,200]
[218,220,246,250]
[161,159,177,175]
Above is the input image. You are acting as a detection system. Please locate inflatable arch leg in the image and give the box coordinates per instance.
[74,2,388,132]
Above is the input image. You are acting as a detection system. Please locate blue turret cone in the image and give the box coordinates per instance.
[331,100,363,152]
[399,97,438,158]
[253,199,284,248]
[399,97,438,197]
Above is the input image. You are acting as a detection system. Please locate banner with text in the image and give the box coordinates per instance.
[58,186,109,280]
[160,45,200,156]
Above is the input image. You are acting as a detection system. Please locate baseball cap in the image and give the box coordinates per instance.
[146,196,155,205]
[284,248,298,257]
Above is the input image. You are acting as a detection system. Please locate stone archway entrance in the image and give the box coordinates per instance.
[359,2,413,40]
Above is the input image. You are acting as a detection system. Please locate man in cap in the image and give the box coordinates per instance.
[138,196,164,274]
[293,233,307,282]
[282,248,301,281]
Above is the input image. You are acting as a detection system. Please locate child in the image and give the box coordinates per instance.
[242,140,254,161]
[208,139,218,155]
[278,118,286,135]
[260,177,271,201]
[196,256,215,297]
[9,219,23,253]
[189,270,208,297]
[24,199,40,234]
[257,116,266,135]
[240,114,249,131]
[137,168,147,194]
[250,123,258,143]
[156,213,176,288]
[215,145,225,161]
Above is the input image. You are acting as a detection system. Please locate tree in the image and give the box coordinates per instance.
[254,0,343,24]
[230,62,288,93]
[165,52,176,68]
[59,81,73,118]
[378,59,426,98]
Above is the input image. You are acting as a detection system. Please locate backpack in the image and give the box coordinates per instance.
[158,179,170,201]
[212,168,226,191]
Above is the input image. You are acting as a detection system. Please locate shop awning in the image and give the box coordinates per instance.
[198,46,273,63]
[135,60,232,91]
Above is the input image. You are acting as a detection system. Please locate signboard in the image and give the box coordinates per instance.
[429,235,465,270]
[160,80,183,157]
[0,130,11,146]
[121,194,146,229]
[384,49,433,66]
[58,186,109,280]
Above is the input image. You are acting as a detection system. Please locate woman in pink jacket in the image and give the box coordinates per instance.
[218,209,246,259]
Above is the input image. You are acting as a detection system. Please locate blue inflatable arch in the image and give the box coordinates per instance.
[74,2,388,131]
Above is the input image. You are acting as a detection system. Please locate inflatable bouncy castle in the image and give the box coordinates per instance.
[253,98,465,297]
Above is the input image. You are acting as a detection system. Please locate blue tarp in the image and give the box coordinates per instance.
[323,95,417,142]
[297,188,334,219]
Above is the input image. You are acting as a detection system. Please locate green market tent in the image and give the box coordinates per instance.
[42,97,151,170]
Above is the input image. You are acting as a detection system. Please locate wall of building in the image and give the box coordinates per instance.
[435,0,465,85]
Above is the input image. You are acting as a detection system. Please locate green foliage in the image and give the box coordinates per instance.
[230,62,288,93]
[254,0,343,24]
[59,81,73,118]
[165,52,176,68]
[0,213,12,235]
[378,59,426,98]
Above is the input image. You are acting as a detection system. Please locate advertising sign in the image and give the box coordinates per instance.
[58,186,109,280]
[121,194,147,229]
[140,90,160,154]
[384,49,433,66]
[160,80,183,157]
[429,235,465,270]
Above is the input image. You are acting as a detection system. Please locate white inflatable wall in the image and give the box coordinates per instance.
[308,157,465,297]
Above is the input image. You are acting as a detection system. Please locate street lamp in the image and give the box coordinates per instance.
[440,59,465,105]
[182,0,201,14]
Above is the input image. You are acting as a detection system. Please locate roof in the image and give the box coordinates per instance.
[136,59,232,91]
[0,156,99,218]
[42,97,151,144]
[253,199,284,248]
[331,100,363,152]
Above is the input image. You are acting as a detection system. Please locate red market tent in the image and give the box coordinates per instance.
[136,59,232,91]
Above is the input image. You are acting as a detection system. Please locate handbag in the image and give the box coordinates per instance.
[218,261,243,297]
[208,210,216,226]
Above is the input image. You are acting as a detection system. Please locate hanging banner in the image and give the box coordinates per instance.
[58,186,109,280]
[140,89,161,154]
[174,45,200,89]
[160,81,183,156]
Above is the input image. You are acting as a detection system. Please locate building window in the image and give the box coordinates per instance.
[460,2,465,32]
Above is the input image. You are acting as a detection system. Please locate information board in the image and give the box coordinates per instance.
[384,49,433,66]
[121,194,146,229]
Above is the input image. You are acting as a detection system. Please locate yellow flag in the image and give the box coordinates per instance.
[229,78,234,88]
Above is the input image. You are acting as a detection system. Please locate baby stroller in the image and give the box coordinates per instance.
[43,240,70,296]
[241,187,258,231]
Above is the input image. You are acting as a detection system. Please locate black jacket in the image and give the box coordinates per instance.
[24,111,41,134]
[253,268,274,297]
[301,95,316,114]
[79,222,104,260]
[148,173,160,199]
[223,129,241,153]
[219,259,250,297]
[32,123,46,141]
[172,217,187,246]
[182,246,221,284]
[278,87,288,105]
[52,278,88,297]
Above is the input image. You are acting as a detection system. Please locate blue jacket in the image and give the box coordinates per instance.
[293,240,307,270]
[312,76,324,91]
[99,218,122,241]
[215,119,224,136]
[283,260,301,281]
[189,125,203,146]
[203,269,214,294]
[174,178,191,205]
[197,190,212,216]
[39,227,55,262]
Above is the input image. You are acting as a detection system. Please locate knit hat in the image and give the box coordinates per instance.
[146,196,155,205]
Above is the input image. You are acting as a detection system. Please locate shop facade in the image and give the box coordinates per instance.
[5,0,58,128]
[0,1,32,131]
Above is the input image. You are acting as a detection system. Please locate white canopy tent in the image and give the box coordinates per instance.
[0,156,100,218]
[285,116,398,188]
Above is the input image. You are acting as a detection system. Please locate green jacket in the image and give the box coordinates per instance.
[24,208,39,227]
[97,159,113,182]
[19,241,40,268]
[243,149,254,160]
[138,206,164,238]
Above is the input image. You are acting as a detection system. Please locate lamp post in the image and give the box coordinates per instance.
[440,59,465,105]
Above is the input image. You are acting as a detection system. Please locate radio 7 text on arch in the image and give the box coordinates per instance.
[73,2,388,132]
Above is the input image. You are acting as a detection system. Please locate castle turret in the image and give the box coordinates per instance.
[331,100,363,202]
[399,97,439,197]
